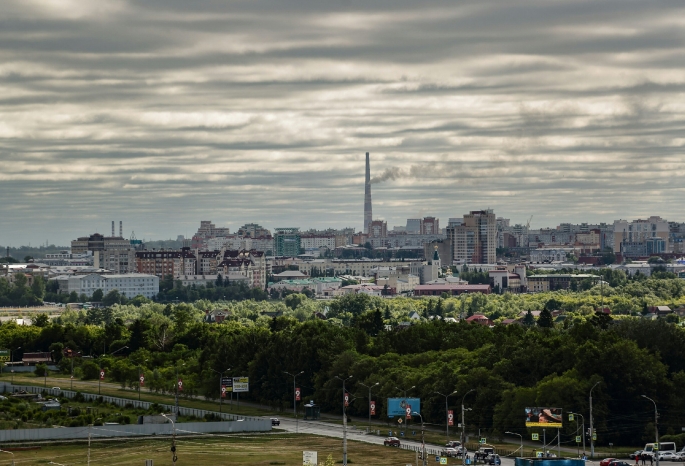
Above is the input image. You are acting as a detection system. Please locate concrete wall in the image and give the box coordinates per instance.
[0,382,271,441]
[0,420,269,443]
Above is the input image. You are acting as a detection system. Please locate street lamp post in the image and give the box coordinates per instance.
[70,351,82,390]
[570,412,586,458]
[461,389,475,466]
[413,411,427,466]
[435,390,458,443]
[335,375,353,466]
[10,347,21,384]
[642,395,659,466]
[506,432,523,458]
[209,368,230,414]
[0,449,15,466]
[284,371,304,433]
[161,413,178,464]
[589,381,600,459]
[359,382,379,433]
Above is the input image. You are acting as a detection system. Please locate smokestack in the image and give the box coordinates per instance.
[364,152,372,234]
[119,221,123,237]
[112,221,115,237]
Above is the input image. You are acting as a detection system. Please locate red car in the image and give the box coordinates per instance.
[600,458,616,466]
[384,437,401,447]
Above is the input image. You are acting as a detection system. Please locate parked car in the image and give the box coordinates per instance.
[270,418,280,426]
[445,441,462,448]
[600,458,616,466]
[658,452,677,462]
[674,452,685,461]
[384,437,401,447]
[487,454,502,465]
[630,451,644,460]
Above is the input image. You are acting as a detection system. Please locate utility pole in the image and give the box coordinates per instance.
[335,375,353,466]
[360,381,380,433]
[642,395,659,466]
[590,381,599,459]
[284,371,304,433]
[505,432,523,457]
[543,429,546,457]
[413,411,427,466]
[435,390,457,444]
[461,389,475,466]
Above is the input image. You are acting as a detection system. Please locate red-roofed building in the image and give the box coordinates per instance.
[465,314,494,326]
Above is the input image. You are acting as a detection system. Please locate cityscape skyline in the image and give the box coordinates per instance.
[3,0,685,246]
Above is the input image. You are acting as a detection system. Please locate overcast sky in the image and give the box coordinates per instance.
[2,0,685,246]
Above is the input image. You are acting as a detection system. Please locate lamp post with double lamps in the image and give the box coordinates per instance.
[335,375,353,466]
[413,411,427,466]
[461,389,476,466]
[435,390,458,444]
[589,381,600,459]
[359,381,379,433]
[161,413,178,464]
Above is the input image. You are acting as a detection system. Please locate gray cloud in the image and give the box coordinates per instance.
[1,0,685,245]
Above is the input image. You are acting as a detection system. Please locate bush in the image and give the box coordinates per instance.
[80,360,101,380]
[34,363,48,377]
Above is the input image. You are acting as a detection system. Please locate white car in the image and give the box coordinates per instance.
[657,452,676,461]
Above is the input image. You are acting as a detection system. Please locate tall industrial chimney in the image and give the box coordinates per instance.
[112,221,115,237]
[364,152,372,234]
[119,221,123,237]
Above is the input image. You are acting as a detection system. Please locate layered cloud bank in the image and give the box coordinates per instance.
[1,0,684,244]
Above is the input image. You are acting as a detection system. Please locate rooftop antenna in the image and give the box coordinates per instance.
[119,221,123,237]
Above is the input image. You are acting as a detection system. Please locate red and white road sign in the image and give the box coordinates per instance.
[344,393,350,407]
[370,400,376,416]
[295,387,301,401]
[406,405,412,419]
[100,370,105,380]
[221,385,227,398]
[178,378,183,391]
[139,375,145,386]
[448,410,454,426]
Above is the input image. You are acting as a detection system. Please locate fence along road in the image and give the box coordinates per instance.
[0,382,270,442]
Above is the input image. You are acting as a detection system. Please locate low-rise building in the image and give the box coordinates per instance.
[54,273,159,298]
[414,284,491,296]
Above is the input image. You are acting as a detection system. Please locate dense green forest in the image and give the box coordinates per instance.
[2,290,685,446]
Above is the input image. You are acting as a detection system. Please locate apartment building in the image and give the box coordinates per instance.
[613,217,670,253]
[135,248,197,277]
[449,210,496,264]
[54,273,159,298]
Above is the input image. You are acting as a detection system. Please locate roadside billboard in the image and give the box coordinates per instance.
[233,376,249,393]
[387,398,421,417]
[525,407,563,427]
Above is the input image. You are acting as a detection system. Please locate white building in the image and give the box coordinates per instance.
[54,273,159,298]
[300,235,336,250]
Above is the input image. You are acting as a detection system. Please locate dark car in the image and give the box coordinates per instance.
[270,418,280,426]
[487,455,502,465]
[446,441,462,448]
[600,459,616,466]
[384,437,401,447]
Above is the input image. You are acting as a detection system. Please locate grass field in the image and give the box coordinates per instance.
[0,433,419,466]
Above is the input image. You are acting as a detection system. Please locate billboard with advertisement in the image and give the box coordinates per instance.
[233,376,249,393]
[525,407,563,427]
[387,398,421,417]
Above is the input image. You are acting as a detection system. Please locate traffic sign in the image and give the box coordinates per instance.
[569,413,574,421]
[440,458,448,465]
[480,438,486,444]
[532,433,539,441]
[592,434,597,441]
[400,431,404,437]
[448,410,454,426]
[398,418,403,424]
[296,388,301,401]
[576,436,581,443]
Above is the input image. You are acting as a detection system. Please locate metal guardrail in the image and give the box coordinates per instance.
[0,382,263,422]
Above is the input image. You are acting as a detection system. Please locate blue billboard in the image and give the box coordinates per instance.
[387,397,421,417]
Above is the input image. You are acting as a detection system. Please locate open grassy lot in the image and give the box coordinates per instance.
[0,433,419,465]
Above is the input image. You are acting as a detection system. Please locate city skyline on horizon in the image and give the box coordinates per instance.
[2,1,685,246]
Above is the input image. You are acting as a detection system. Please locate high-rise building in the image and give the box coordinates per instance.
[369,220,387,238]
[364,152,372,234]
[449,210,497,264]
[420,217,439,235]
[613,217,669,253]
[274,228,301,257]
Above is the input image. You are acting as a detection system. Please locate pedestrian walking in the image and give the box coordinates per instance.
[636,455,640,466]
[641,454,646,466]
[650,455,654,466]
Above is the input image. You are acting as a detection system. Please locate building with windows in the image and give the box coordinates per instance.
[94,248,137,274]
[54,273,159,298]
[613,217,669,253]
[191,220,231,249]
[71,234,131,254]
[135,247,196,277]
[237,223,271,238]
[274,228,301,257]
[449,210,496,264]
[369,220,387,238]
